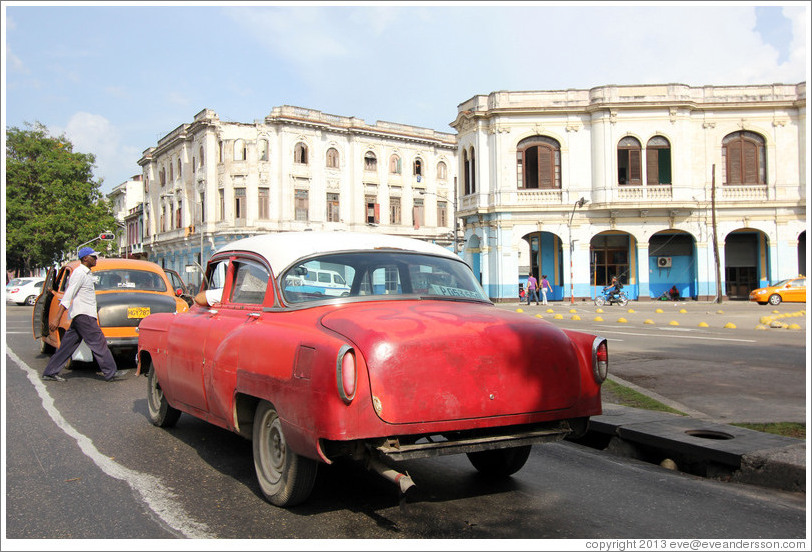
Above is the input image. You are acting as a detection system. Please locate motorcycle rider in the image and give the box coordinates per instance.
[604,276,623,302]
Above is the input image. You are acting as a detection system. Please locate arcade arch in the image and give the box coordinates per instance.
[590,231,637,299]
[724,228,770,300]
[648,230,697,300]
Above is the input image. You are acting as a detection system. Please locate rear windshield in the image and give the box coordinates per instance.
[281,251,488,305]
[94,269,167,292]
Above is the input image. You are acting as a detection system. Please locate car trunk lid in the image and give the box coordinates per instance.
[321,301,580,424]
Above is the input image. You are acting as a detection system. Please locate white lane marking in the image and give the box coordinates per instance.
[6,348,215,539]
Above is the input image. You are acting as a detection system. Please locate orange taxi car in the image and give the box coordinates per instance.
[33,258,189,355]
[748,276,806,305]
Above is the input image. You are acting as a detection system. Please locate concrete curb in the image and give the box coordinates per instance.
[585,404,805,493]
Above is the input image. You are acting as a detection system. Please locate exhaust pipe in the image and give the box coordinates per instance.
[367,455,415,495]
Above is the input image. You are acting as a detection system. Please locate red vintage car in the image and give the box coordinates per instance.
[137,232,608,507]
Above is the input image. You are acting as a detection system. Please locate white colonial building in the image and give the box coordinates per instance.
[136,106,457,289]
[451,82,807,301]
[108,175,145,259]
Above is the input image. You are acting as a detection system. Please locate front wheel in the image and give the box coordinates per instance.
[253,401,317,507]
[147,364,181,427]
[467,445,532,477]
[618,294,629,307]
[768,294,782,305]
[594,296,606,307]
[39,338,55,355]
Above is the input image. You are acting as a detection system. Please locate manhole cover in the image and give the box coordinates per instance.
[685,429,734,440]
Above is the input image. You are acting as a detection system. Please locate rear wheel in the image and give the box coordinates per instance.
[147,364,181,427]
[252,400,317,506]
[467,445,532,477]
[768,294,782,305]
[618,294,629,307]
[25,295,37,306]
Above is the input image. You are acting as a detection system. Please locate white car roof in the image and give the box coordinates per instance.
[215,231,459,273]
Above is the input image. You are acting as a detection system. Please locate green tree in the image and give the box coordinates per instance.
[6,122,116,275]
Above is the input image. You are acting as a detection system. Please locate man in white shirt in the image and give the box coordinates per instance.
[41,247,121,382]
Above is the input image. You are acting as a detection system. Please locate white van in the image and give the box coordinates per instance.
[300,268,351,297]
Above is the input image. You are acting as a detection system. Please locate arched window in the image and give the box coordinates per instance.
[233,139,247,161]
[294,142,308,164]
[389,154,401,174]
[258,139,269,162]
[722,131,766,185]
[326,147,339,169]
[464,147,476,195]
[437,161,447,180]
[364,151,377,171]
[413,158,423,177]
[177,158,182,178]
[516,136,561,189]
[617,136,642,185]
[160,167,166,187]
[646,136,671,185]
[169,162,174,182]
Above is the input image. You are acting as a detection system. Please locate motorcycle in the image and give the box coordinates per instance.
[594,287,629,307]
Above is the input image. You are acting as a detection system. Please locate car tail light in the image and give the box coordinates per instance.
[592,337,608,383]
[10,288,19,293]
[336,345,356,403]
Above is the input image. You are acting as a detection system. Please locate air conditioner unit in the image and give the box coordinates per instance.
[657,256,672,268]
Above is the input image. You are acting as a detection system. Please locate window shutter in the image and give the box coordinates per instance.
[374,203,380,224]
[727,142,742,184]
[742,141,758,184]
[646,149,659,185]
[538,147,553,188]
[658,148,671,184]
[629,149,641,184]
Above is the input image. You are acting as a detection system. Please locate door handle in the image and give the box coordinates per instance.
[247,312,261,320]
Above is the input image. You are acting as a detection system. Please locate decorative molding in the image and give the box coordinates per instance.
[669,107,678,124]
[609,110,618,125]
[773,119,788,127]
[702,121,716,129]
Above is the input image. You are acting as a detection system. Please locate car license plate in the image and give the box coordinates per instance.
[127,307,151,319]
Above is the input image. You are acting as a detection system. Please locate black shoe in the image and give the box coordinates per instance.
[105,372,127,382]
[42,374,66,382]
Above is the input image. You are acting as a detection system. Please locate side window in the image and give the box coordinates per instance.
[230,261,270,305]
[203,259,230,305]
[59,269,72,292]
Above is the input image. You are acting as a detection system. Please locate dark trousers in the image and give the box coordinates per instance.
[43,315,118,379]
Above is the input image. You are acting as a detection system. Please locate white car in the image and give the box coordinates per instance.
[6,277,45,306]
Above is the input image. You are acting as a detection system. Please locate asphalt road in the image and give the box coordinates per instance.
[3,302,808,543]
[496,299,808,423]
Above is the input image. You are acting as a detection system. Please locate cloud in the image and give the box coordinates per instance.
[6,46,27,73]
[50,112,142,187]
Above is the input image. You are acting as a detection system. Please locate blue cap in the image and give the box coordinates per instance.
[78,247,99,259]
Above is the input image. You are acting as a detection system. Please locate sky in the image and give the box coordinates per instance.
[3,1,810,194]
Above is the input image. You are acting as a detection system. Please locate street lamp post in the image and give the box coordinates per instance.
[568,197,588,304]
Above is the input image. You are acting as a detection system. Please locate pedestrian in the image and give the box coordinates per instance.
[526,274,540,305]
[41,247,121,382]
[540,274,553,305]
